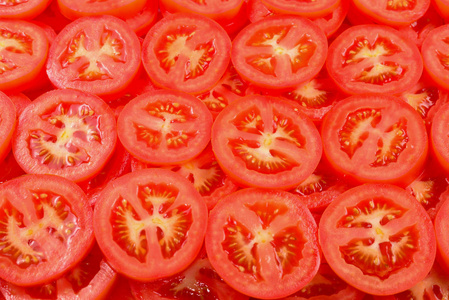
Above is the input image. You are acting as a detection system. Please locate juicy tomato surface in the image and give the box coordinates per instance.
[93,168,208,281]
[0,92,16,163]
[212,95,322,189]
[261,0,340,18]
[206,188,320,299]
[0,0,51,19]
[319,184,436,295]
[431,103,449,174]
[12,89,117,183]
[422,24,449,91]
[56,0,147,20]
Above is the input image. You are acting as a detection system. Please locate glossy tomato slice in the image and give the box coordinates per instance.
[321,94,428,186]
[57,0,147,20]
[0,174,94,286]
[12,89,117,183]
[125,0,158,37]
[0,92,16,163]
[117,90,212,165]
[130,254,249,300]
[94,168,208,281]
[0,0,51,19]
[431,103,449,174]
[0,20,48,93]
[142,13,231,95]
[231,15,327,90]
[261,0,340,18]
[0,244,116,299]
[327,24,422,95]
[46,15,141,98]
[352,0,430,26]
[319,184,436,295]
[212,95,322,189]
[432,197,449,281]
[206,188,320,299]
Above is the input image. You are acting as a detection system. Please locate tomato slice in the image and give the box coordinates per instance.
[0,20,49,93]
[46,15,141,98]
[130,254,249,300]
[0,0,51,19]
[117,90,213,165]
[211,95,322,189]
[56,0,147,20]
[0,174,94,286]
[231,15,328,90]
[321,94,428,186]
[320,184,436,295]
[8,93,31,117]
[12,89,117,183]
[431,198,449,287]
[261,0,340,18]
[142,13,231,95]
[352,0,430,26]
[327,24,422,95]
[94,168,208,281]
[206,188,320,299]
[431,103,449,174]
[124,0,158,37]
[0,93,16,163]
[434,0,449,19]
[33,0,71,34]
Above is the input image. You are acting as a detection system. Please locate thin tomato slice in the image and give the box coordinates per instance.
[206,188,320,299]
[0,0,51,19]
[319,184,436,295]
[117,90,213,165]
[12,89,117,183]
[261,0,340,18]
[125,0,158,37]
[46,15,141,98]
[327,24,422,95]
[431,103,449,174]
[93,169,208,281]
[0,174,94,286]
[142,13,231,95]
[211,95,322,189]
[56,0,147,20]
[431,198,449,285]
[231,15,328,90]
[0,92,16,163]
[321,94,428,186]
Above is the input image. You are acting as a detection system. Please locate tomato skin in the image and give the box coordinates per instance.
[261,0,340,18]
[431,103,449,175]
[0,0,51,19]
[125,0,159,37]
[319,184,436,296]
[0,93,16,163]
[57,0,147,20]
[433,197,449,285]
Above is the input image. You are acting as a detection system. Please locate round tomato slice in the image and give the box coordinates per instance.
[321,94,428,186]
[46,15,141,98]
[0,174,94,286]
[211,95,322,189]
[261,0,340,18]
[125,0,158,37]
[0,93,16,163]
[327,24,422,95]
[319,184,436,295]
[0,20,48,93]
[130,254,249,300]
[142,13,231,95]
[352,0,430,26]
[431,103,449,174]
[117,90,213,165]
[231,15,327,90]
[432,197,449,286]
[12,89,117,183]
[206,188,320,299]
[0,0,51,19]
[56,0,147,20]
[93,168,208,281]
[8,93,31,117]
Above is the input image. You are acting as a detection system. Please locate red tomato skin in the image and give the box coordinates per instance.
[57,0,147,20]
[0,93,16,163]
[0,0,52,19]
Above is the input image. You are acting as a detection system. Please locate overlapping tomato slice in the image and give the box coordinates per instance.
[93,168,208,281]
[431,103,449,175]
[0,0,51,19]
[206,188,320,299]
[319,184,436,295]
[56,0,147,20]
[261,0,340,18]
[0,92,16,163]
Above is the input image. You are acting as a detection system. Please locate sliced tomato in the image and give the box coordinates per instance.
[206,188,320,299]
[0,20,49,93]
[0,93,16,163]
[431,198,449,285]
[46,15,141,98]
[431,0,449,20]
[261,0,340,18]
[319,184,436,295]
[212,95,322,189]
[33,0,71,33]
[12,89,117,183]
[130,254,249,300]
[125,0,158,37]
[231,15,328,90]
[7,93,31,117]
[56,0,147,20]
[327,24,422,95]
[0,174,94,286]
[94,168,208,281]
[0,0,51,19]
[283,264,365,300]
[117,90,213,165]
[431,103,449,174]
[321,94,428,186]
[0,244,116,299]
[142,13,231,95]
[421,24,449,91]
